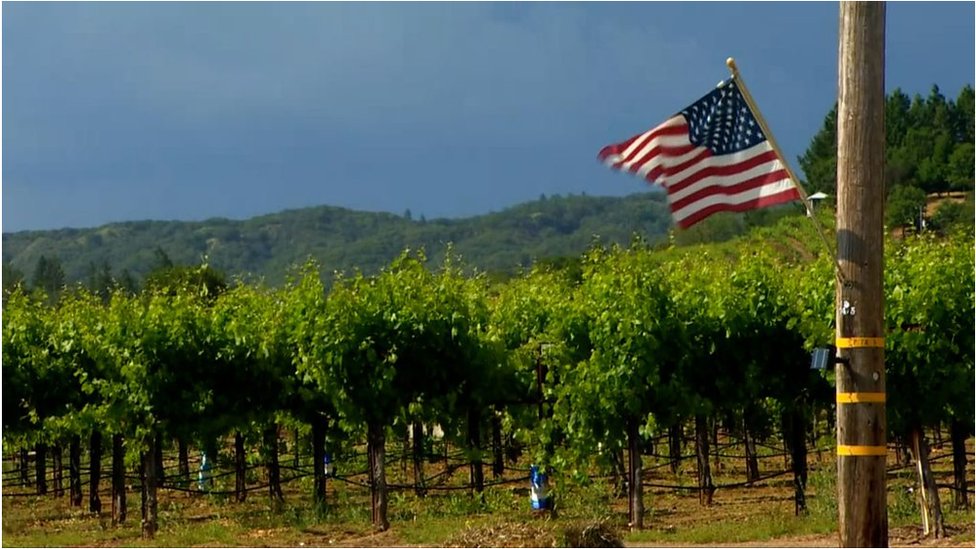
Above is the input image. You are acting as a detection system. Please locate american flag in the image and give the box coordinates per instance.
[598,78,800,229]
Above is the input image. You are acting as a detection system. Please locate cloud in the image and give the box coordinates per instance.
[7,3,710,141]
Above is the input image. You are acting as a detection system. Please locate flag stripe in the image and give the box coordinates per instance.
[597,119,681,162]
[666,147,783,196]
[608,118,710,178]
[621,123,689,162]
[598,135,643,163]
[606,135,696,173]
[641,147,711,181]
[668,164,790,208]
[675,186,801,228]
[617,120,688,169]
[622,143,698,173]
[669,170,793,213]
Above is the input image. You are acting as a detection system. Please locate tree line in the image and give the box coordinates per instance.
[798,84,975,230]
[1,192,675,288]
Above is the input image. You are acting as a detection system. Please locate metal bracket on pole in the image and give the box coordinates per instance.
[811,345,850,370]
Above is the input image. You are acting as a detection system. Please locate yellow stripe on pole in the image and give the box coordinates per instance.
[836,392,886,404]
[836,337,885,348]
[837,445,887,456]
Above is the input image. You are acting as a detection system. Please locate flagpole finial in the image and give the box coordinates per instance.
[725,57,738,75]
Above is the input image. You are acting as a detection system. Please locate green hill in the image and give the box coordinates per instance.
[3,192,680,286]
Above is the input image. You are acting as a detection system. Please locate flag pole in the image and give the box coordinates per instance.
[725,57,846,284]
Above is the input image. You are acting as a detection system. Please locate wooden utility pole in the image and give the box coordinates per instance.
[836,2,887,547]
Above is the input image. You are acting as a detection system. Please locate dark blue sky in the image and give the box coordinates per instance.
[3,2,974,232]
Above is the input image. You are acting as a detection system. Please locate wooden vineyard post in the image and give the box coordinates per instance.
[312,418,327,507]
[234,432,247,503]
[367,421,389,531]
[89,430,103,514]
[112,434,126,525]
[626,417,644,529]
[412,420,427,497]
[69,435,83,507]
[836,2,888,547]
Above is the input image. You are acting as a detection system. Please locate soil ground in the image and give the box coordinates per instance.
[2,435,973,547]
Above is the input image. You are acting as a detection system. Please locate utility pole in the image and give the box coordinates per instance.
[835,2,887,547]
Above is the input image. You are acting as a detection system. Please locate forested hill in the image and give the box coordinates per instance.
[3,192,678,286]
[8,84,971,290]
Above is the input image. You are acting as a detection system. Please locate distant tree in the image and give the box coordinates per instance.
[926,85,951,130]
[403,209,413,221]
[118,269,139,295]
[3,262,25,298]
[31,255,66,304]
[86,261,115,303]
[887,144,918,193]
[886,185,927,231]
[905,87,955,195]
[946,143,974,192]
[885,90,917,192]
[886,88,912,149]
[951,85,975,143]
[916,130,954,195]
[797,104,837,194]
[152,247,174,270]
[908,92,928,127]
[898,127,937,190]
[930,198,974,232]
